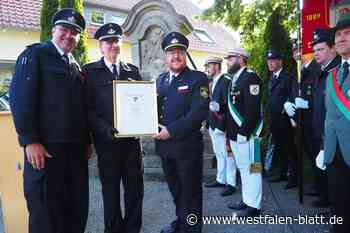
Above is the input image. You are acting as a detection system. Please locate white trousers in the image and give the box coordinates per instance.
[209,128,237,187]
[230,140,262,209]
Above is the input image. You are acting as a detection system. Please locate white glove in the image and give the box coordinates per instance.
[284,101,296,117]
[237,134,247,143]
[316,150,326,170]
[209,101,220,112]
[295,97,309,109]
[200,125,206,134]
[214,128,225,135]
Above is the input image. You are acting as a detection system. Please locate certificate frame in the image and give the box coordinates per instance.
[113,80,158,138]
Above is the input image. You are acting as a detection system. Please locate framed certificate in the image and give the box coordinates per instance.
[113,80,158,137]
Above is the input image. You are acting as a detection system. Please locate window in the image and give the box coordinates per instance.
[91,11,105,25]
[194,29,214,43]
[110,15,126,25]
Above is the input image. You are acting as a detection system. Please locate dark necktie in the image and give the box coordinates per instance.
[341,62,349,87]
[62,54,69,64]
[112,64,118,80]
[268,74,277,92]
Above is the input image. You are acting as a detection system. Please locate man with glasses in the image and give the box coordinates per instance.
[83,23,143,233]
[154,31,209,233]
[10,9,90,233]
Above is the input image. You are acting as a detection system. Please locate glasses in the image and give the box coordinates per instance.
[166,49,186,57]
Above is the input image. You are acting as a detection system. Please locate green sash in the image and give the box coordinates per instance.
[329,69,350,121]
[250,120,263,173]
[227,92,244,127]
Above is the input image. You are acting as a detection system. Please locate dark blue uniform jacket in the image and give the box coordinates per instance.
[207,74,231,131]
[10,41,89,146]
[267,69,294,129]
[225,68,262,140]
[155,67,209,158]
[82,58,142,142]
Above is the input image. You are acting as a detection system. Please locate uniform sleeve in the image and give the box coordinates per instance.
[10,47,41,146]
[217,78,230,131]
[288,75,298,102]
[238,74,262,137]
[167,74,210,139]
[83,67,111,135]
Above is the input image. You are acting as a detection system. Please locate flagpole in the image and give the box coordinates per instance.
[296,0,304,204]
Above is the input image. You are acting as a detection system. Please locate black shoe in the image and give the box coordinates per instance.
[221,185,236,196]
[160,220,178,233]
[237,206,261,217]
[205,181,226,188]
[269,175,287,183]
[310,198,330,208]
[228,201,247,210]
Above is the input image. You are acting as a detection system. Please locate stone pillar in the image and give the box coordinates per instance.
[114,0,216,181]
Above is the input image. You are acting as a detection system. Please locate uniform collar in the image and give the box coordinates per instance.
[213,72,224,83]
[234,66,246,80]
[273,68,283,78]
[103,57,120,74]
[341,57,350,67]
[51,39,69,57]
[321,56,336,71]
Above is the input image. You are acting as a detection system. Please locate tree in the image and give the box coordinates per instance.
[202,0,297,77]
[60,0,89,65]
[202,0,297,148]
[40,0,59,42]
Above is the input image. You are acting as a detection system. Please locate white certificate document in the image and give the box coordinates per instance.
[113,81,158,137]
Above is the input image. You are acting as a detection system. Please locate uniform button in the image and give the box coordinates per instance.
[160,115,163,119]
[164,97,167,101]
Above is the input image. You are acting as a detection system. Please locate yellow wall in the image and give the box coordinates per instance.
[0,112,28,233]
[189,50,227,72]
[0,28,135,64]
[0,29,40,61]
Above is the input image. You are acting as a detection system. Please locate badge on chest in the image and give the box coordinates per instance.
[178,85,190,93]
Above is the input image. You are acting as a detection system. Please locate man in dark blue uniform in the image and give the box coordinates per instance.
[154,31,209,233]
[266,50,297,189]
[224,48,263,217]
[288,40,322,196]
[10,9,90,233]
[204,56,237,196]
[309,28,340,207]
[82,23,143,233]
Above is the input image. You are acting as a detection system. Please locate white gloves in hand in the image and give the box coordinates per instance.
[237,134,247,143]
[200,126,206,134]
[295,97,309,109]
[284,101,296,117]
[214,128,225,135]
[316,150,326,170]
[209,101,220,112]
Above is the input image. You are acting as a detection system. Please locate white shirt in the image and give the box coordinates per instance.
[169,71,179,83]
[104,58,120,75]
[211,72,224,93]
[273,68,283,79]
[51,40,65,56]
[51,40,73,63]
[341,58,350,67]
